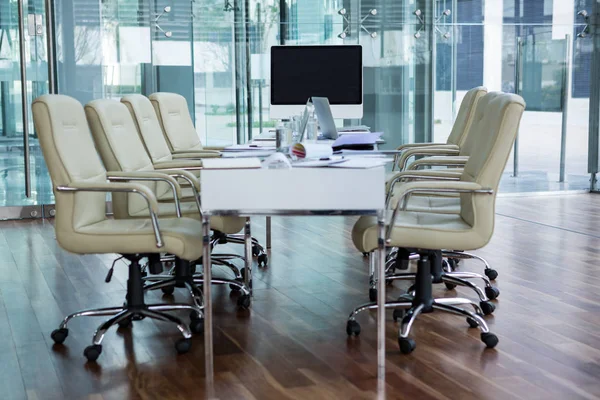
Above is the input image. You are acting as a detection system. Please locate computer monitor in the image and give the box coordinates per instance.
[269,45,363,119]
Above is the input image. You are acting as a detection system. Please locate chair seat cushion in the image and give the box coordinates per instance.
[352,212,487,253]
[64,217,203,261]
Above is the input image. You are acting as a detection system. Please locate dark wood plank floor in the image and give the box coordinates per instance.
[1,193,599,399]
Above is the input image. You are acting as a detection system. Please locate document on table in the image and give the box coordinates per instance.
[327,157,389,169]
[223,144,276,151]
[331,132,383,148]
[292,156,347,168]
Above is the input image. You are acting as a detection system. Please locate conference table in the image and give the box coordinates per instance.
[199,165,388,394]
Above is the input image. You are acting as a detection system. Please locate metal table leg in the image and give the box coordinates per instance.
[376,210,386,394]
[202,215,215,395]
[244,217,252,293]
[266,216,271,250]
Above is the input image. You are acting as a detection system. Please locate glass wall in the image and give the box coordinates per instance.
[0,0,52,208]
[433,0,593,193]
[0,0,598,218]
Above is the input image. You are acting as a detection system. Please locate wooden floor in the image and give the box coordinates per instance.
[1,193,600,399]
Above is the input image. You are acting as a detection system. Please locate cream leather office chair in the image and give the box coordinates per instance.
[149,92,222,155]
[32,94,205,361]
[347,92,525,354]
[123,93,268,266]
[386,92,507,283]
[84,99,252,308]
[392,86,487,171]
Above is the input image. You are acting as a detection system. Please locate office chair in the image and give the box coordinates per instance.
[392,86,487,172]
[32,94,206,361]
[347,92,525,354]
[385,92,510,282]
[122,94,268,266]
[84,99,252,308]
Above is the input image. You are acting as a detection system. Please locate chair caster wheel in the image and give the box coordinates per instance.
[118,317,132,328]
[485,268,498,280]
[467,317,479,328]
[480,301,495,315]
[175,338,192,354]
[485,286,500,300]
[444,282,457,290]
[362,252,369,257]
[83,344,102,362]
[346,320,361,336]
[252,245,260,257]
[481,332,499,348]
[51,328,68,344]
[161,286,175,295]
[190,318,204,334]
[258,253,268,267]
[392,309,405,322]
[369,288,377,302]
[398,337,416,354]
[237,294,251,310]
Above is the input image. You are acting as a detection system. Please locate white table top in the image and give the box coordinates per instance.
[200,167,386,216]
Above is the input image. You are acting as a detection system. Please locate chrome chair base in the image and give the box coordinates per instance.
[348,251,499,354]
[50,255,200,362]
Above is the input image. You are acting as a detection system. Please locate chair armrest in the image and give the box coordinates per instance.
[157,169,203,216]
[171,150,221,159]
[157,169,201,193]
[154,160,204,170]
[387,181,493,242]
[395,147,461,171]
[407,156,469,171]
[202,146,226,151]
[107,171,182,217]
[396,142,458,151]
[385,170,463,206]
[56,181,164,248]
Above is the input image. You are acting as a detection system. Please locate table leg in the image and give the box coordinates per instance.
[244,217,252,294]
[266,216,272,250]
[202,215,215,395]
[376,210,386,394]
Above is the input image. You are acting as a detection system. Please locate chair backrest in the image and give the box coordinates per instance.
[121,94,173,164]
[149,92,204,152]
[85,99,169,219]
[447,86,487,151]
[31,95,108,251]
[459,92,525,243]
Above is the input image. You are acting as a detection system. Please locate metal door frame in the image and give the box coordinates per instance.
[0,0,56,220]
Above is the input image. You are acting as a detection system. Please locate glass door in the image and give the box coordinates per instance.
[358,0,433,149]
[0,0,52,218]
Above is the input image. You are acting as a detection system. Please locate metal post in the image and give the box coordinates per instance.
[201,215,214,392]
[17,0,31,198]
[244,218,252,293]
[244,0,253,141]
[233,0,244,144]
[451,0,458,120]
[588,2,600,190]
[376,210,386,387]
[257,3,263,133]
[560,34,571,183]
[513,37,523,177]
[44,0,56,94]
[266,216,271,249]
[279,0,286,45]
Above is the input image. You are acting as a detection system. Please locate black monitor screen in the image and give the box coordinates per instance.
[270,45,362,105]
